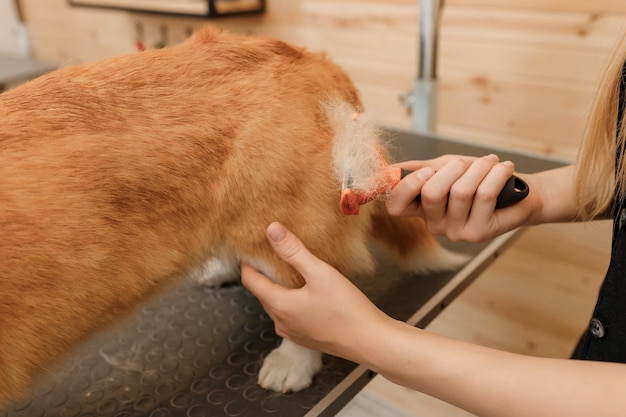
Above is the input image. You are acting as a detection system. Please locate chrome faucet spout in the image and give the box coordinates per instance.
[399,0,443,133]
[418,0,441,81]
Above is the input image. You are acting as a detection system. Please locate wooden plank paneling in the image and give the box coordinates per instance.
[438,102,586,158]
[436,7,626,157]
[442,7,626,49]
[440,71,593,113]
[437,71,592,157]
[447,0,626,14]
[440,37,611,84]
[435,125,579,159]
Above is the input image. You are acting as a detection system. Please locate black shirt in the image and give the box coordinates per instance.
[572,63,626,361]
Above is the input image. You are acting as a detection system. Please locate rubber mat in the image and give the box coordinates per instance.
[0,241,481,417]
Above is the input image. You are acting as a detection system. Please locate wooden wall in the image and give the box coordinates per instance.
[439,1,626,157]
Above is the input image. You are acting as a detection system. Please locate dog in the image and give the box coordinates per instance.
[0,25,467,402]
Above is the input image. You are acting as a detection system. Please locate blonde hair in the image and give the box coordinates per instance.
[575,33,626,220]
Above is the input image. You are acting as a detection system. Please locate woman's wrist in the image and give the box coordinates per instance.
[345,316,417,377]
[523,166,579,226]
[519,172,546,227]
[338,313,402,368]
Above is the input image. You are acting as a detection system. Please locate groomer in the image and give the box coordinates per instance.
[242,34,626,417]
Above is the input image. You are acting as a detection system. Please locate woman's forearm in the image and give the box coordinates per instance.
[349,317,625,417]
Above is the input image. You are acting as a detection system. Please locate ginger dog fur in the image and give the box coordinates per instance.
[0,26,459,402]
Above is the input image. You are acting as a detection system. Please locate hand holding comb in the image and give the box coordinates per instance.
[340,165,529,216]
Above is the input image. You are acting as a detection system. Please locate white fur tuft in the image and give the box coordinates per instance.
[325,101,390,193]
[189,251,240,287]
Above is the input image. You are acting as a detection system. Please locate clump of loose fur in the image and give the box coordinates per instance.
[326,101,390,194]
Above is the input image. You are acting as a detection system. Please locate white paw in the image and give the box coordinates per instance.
[190,257,239,287]
[258,339,322,393]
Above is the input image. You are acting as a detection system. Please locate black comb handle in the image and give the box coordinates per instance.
[494,175,529,209]
[400,169,529,209]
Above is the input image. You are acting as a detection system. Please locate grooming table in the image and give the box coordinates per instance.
[0,128,565,417]
[0,54,55,92]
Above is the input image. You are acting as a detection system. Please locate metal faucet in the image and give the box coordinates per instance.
[399,0,443,132]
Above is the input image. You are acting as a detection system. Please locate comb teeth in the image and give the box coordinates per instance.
[330,104,400,214]
[340,187,361,215]
[340,166,403,215]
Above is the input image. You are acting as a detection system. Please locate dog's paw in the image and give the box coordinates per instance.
[191,257,239,287]
[258,340,322,393]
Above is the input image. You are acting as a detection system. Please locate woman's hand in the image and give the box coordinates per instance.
[241,222,391,362]
[386,154,536,242]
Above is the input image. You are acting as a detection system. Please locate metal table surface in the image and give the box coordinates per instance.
[0,128,566,417]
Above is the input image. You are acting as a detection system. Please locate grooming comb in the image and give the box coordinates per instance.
[340,165,529,215]
[335,111,529,215]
